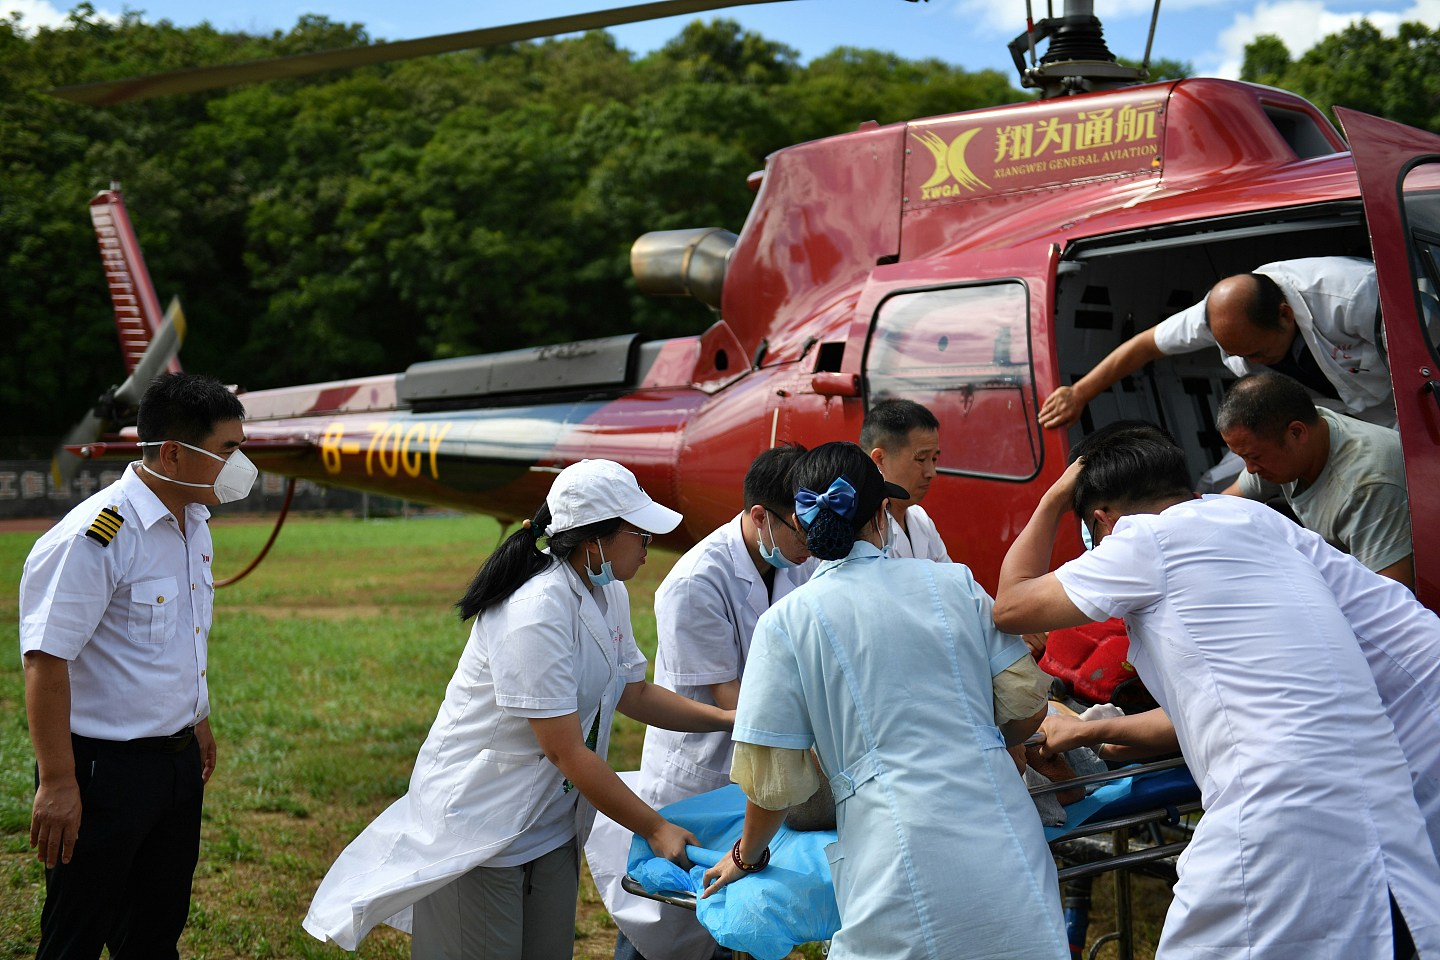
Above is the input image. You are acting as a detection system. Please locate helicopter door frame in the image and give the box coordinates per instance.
[1339,106,1440,607]
[856,245,1059,485]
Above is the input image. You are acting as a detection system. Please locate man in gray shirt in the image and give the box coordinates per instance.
[1217,371,1412,589]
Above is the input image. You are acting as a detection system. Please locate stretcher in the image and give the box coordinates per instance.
[621,757,1200,960]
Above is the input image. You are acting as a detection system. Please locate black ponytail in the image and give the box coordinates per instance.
[456,503,622,620]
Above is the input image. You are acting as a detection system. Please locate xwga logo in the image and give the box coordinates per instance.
[913,128,989,199]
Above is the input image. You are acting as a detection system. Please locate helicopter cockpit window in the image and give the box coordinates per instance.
[865,282,1040,480]
[1400,164,1440,363]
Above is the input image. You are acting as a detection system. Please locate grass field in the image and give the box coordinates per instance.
[0,514,1167,958]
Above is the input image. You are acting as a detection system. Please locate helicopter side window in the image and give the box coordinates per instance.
[1400,165,1440,362]
[865,282,1041,481]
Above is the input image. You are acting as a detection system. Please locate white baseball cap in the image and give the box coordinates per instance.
[544,459,682,536]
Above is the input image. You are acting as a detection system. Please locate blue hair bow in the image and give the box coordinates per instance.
[795,476,857,526]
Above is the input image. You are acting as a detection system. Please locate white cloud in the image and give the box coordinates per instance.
[1210,1,1440,79]
[950,0,1235,39]
[3,0,120,33]
[3,0,68,31]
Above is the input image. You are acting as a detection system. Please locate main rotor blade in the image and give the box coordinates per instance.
[48,0,795,105]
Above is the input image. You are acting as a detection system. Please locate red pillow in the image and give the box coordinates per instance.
[1039,618,1138,703]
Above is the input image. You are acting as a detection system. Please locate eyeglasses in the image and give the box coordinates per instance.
[765,508,798,533]
[622,530,653,548]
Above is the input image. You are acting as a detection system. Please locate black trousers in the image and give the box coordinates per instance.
[35,734,204,960]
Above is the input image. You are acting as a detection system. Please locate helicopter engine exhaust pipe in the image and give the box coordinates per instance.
[631,227,737,310]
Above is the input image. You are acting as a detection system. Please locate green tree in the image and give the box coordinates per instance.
[782,47,1022,142]
[1239,35,1290,89]
[0,9,1048,453]
[1241,20,1440,133]
[1118,55,1192,83]
[650,18,798,86]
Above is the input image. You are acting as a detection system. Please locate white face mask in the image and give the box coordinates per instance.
[139,440,258,503]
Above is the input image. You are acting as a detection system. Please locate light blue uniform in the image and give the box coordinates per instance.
[734,542,1068,960]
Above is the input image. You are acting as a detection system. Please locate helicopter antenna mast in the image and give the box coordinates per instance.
[1024,0,1038,67]
[1141,0,1163,76]
[1006,0,1147,98]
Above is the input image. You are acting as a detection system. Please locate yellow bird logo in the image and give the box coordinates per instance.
[914,127,989,195]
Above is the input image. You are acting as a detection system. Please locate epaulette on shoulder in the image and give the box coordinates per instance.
[84,506,125,547]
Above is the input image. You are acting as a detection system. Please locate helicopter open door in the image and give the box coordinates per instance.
[1340,107,1440,606]
[857,245,1058,587]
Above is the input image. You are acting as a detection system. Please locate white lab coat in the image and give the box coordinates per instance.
[640,515,814,804]
[1221,495,1440,859]
[885,505,952,562]
[1055,497,1440,959]
[304,559,645,950]
[736,543,1068,960]
[586,515,813,960]
[1153,257,1395,426]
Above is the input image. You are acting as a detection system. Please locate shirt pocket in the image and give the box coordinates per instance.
[663,744,733,796]
[197,563,214,633]
[441,749,547,841]
[128,577,178,645]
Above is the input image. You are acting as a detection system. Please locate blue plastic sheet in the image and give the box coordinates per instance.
[627,785,840,960]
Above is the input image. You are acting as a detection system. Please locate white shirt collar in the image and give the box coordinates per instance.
[121,461,211,529]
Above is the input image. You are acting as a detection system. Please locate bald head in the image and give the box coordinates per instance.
[1207,273,1296,367]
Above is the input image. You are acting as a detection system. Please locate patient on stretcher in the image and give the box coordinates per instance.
[783,751,836,831]
[1016,735,1108,826]
[1023,744,1086,804]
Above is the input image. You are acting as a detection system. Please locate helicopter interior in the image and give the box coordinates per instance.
[1052,202,1374,488]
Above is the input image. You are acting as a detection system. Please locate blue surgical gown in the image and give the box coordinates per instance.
[733,542,1069,960]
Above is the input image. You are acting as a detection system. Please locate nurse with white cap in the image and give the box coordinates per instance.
[594,445,815,960]
[303,460,735,959]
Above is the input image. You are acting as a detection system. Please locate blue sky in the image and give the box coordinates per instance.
[8,0,1439,80]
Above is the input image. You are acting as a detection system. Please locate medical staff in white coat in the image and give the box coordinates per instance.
[303,460,735,959]
[593,446,815,960]
[702,442,1068,960]
[1039,257,1395,429]
[1037,484,1440,864]
[994,423,1440,959]
[860,399,953,562]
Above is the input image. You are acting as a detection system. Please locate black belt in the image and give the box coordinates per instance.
[73,727,195,755]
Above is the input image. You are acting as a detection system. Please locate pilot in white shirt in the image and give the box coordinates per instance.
[20,373,250,957]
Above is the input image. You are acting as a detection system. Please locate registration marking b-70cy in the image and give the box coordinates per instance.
[319,421,453,479]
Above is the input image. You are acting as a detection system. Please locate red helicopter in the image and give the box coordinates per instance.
[55,0,1440,612]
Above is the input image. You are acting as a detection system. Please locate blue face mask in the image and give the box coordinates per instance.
[758,512,798,570]
[1080,519,1096,552]
[585,540,615,587]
